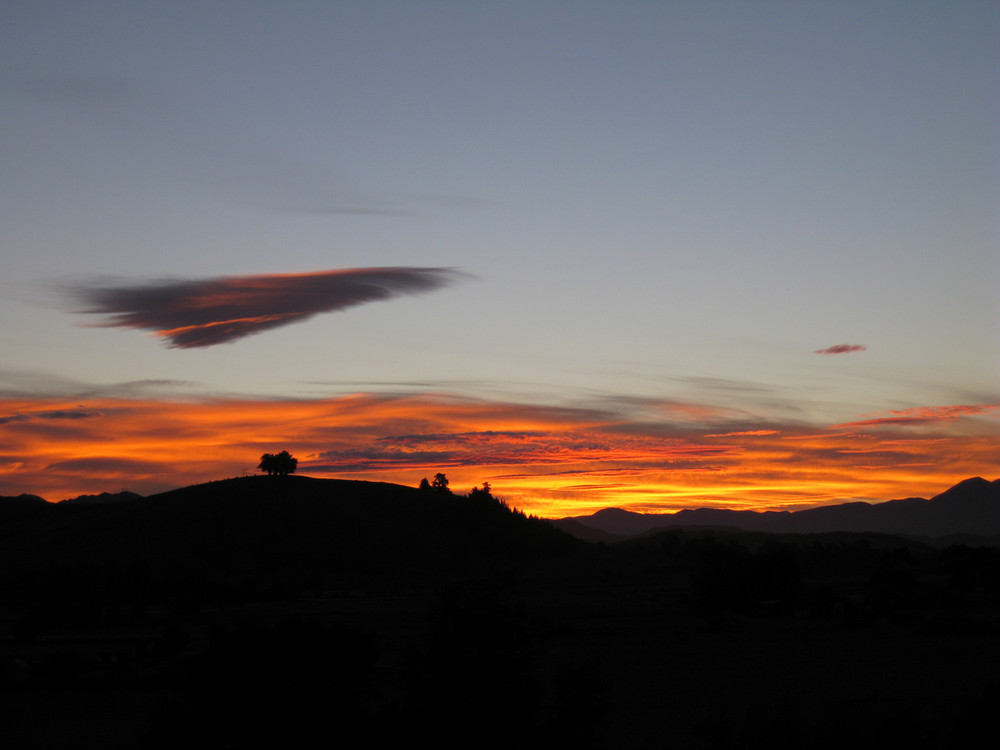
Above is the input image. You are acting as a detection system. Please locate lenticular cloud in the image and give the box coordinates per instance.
[814,343,867,356]
[71,267,465,348]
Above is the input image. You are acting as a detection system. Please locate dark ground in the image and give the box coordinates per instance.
[2,477,999,748]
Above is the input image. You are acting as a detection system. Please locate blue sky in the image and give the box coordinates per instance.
[1,2,997,509]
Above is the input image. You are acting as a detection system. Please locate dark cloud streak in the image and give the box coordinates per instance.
[70,267,467,348]
[814,344,867,355]
[0,408,101,425]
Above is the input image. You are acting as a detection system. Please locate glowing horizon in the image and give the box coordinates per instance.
[3,6,996,521]
[2,392,995,517]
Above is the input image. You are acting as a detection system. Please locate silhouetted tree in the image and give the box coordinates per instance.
[259,450,298,476]
[418,477,431,492]
[259,454,275,475]
[468,482,493,500]
[431,473,450,493]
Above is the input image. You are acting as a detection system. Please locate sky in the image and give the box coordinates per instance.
[1,1,997,516]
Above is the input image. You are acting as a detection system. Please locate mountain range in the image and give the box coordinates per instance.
[551,476,1000,541]
[5,476,999,543]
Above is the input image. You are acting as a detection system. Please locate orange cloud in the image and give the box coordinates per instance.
[834,403,1000,428]
[1,393,996,517]
[705,430,780,437]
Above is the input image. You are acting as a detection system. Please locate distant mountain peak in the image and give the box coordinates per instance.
[950,476,989,489]
[931,477,999,504]
[591,507,641,519]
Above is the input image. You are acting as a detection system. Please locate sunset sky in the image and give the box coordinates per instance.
[2,2,997,516]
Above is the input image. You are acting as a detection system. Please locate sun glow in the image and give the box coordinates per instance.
[1,393,996,516]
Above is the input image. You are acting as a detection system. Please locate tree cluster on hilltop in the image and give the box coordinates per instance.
[258,450,297,476]
[419,472,453,494]
[418,474,496,500]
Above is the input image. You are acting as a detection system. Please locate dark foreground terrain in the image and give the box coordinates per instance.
[2,476,1000,748]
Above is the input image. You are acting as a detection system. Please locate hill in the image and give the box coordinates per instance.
[0,475,576,604]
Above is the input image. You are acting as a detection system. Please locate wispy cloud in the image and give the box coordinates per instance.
[69,267,467,348]
[0,407,101,425]
[835,403,1000,428]
[297,206,410,217]
[814,344,867,355]
[705,430,780,437]
[0,369,201,399]
[313,427,736,473]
